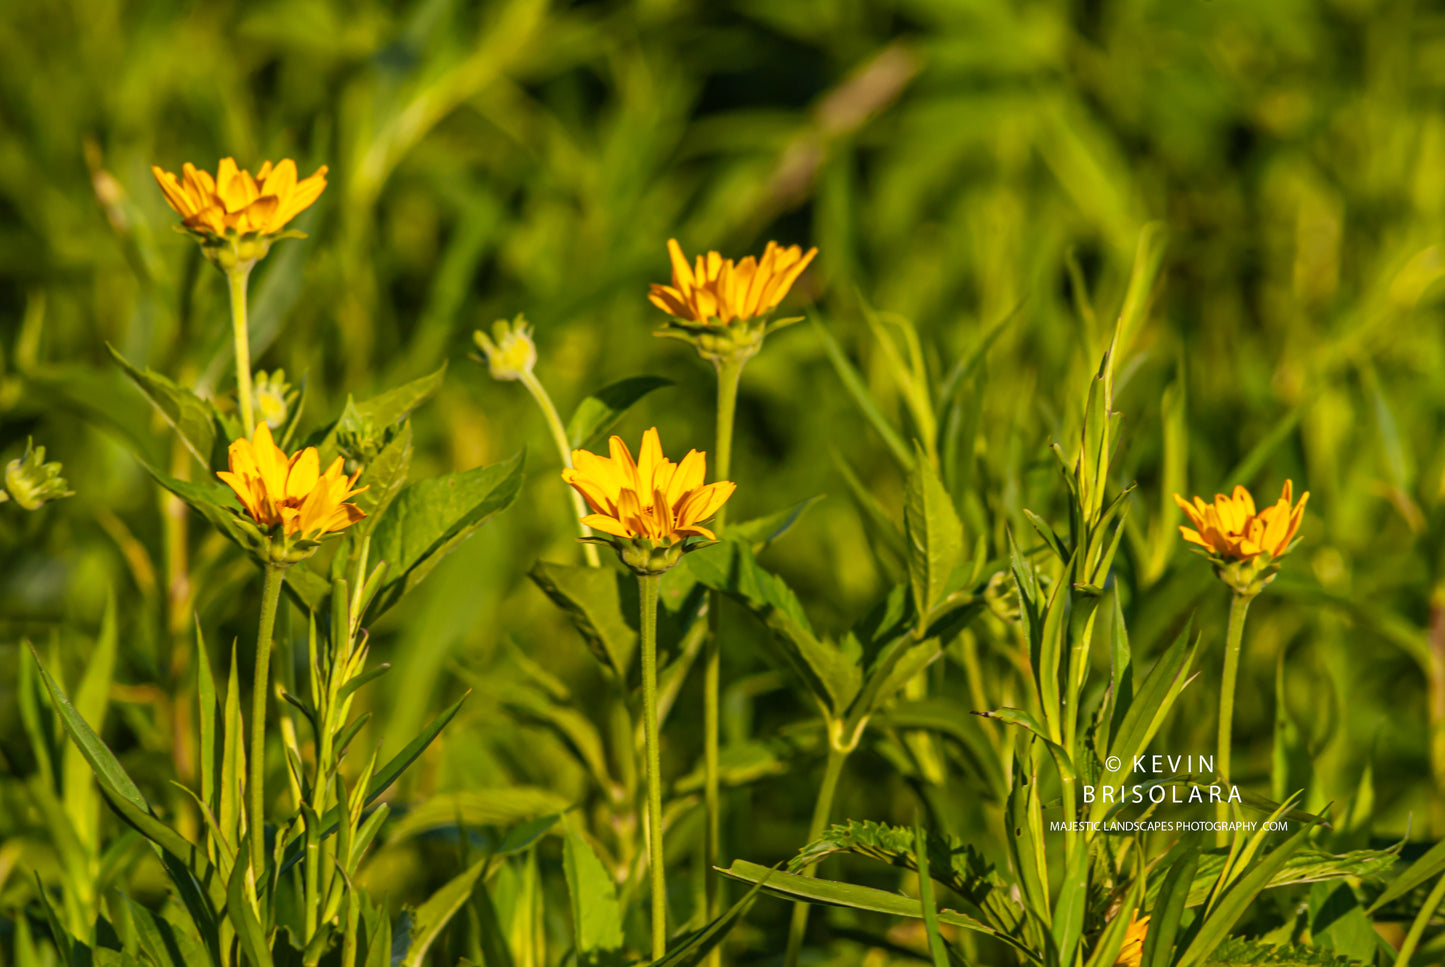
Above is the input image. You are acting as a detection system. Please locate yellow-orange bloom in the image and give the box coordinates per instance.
[152,158,328,238]
[1173,481,1309,563]
[648,238,817,326]
[562,427,734,544]
[1113,914,1149,967]
[218,422,366,539]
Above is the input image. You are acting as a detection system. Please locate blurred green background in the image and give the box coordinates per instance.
[4,0,1445,959]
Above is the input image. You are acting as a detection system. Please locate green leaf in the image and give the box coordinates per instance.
[495,812,563,857]
[369,452,525,615]
[1197,938,1371,966]
[686,540,861,716]
[144,466,268,561]
[726,495,825,550]
[108,345,218,468]
[903,441,964,624]
[529,561,637,677]
[1050,829,1088,965]
[789,820,1024,937]
[1368,837,1445,914]
[1141,840,1197,967]
[403,857,487,967]
[1176,825,1311,967]
[913,822,951,967]
[1102,617,1199,792]
[561,816,624,960]
[63,591,118,850]
[30,647,226,914]
[319,363,448,453]
[123,897,211,967]
[228,838,275,967]
[649,866,771,967]
[718,860,1029,956]
[566,376,672,450]
[1166,845,1396,909]
[352,418,414,525]
[1309,882,1378,963]
[813,317,913,471]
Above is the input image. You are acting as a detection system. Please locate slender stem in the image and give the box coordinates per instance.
[638,572,667,960]
[704,356,744,940]
[249,563,285,878]
[520,370,600,567]
[1395,869,1445,967]
[784,745,848,967]
[227,265,256,438]
[1216,590,1254,845]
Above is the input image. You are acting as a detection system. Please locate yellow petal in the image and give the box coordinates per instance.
[637,427,664,493]
[668,449,706,508]
[667,238,696,294]
[582,514,631,538]
[1231,484,1256,517]
[286,447,321,501]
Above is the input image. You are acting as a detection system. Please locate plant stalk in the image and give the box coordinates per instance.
[519,370,599,567]
[249,562,285,879]
[227,264,256,438]
[1216,590,1254,845]
[639,571,667,960]
[704,355,743,944]
[784,744,848,967]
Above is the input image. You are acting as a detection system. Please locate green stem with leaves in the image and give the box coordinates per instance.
[639,571,667,959]
[249,562,285,878]
[227,264,256,437]
[520,370,600,567]
[784,744,848,967]
[1216,590,1254,844]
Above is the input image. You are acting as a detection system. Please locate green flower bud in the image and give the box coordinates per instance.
[5,439,74,510]
[473,315,538,382]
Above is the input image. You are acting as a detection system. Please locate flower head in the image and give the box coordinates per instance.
[1113,914,1149,967]
[218,422,366,549]
[152,158,327,268]
[473,315,538,382]
[1174,481,1309,595]
[4,439,73,510]
[648,238,817,365]
[562,427,735,574]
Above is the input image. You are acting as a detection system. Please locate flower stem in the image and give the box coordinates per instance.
[227,264,256,438]
[1395,867,1445,967]
[520,370,600,567]
[784,745,848,967]
[638,571,667,960]
[249,563,285,878]
[704,356,743,940]
[1216,590,1254,845]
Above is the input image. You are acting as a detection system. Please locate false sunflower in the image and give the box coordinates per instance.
[218,422,366,560]
[562,427,735,575]
[648,238,817,364]
[152,158,328,267]
[1174,480,1309,594]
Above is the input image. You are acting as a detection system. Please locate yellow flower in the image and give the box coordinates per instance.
[152,158,328,240]
[1173,481,1309,563]
[218,422,366,540]
[562,428,734,574]
[1113,914,1149,967]
[648,238,817,327]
